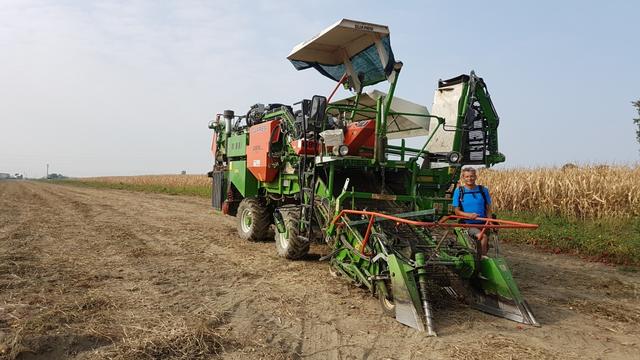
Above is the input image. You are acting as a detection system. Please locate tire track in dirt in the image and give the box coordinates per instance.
[0,181,639,359]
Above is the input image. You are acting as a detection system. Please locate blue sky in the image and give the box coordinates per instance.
[1,0,638,177]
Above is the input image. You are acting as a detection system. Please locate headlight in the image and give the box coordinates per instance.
[332,144,349,156]
[447,151,462,163]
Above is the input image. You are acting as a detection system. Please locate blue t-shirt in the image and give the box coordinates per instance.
[452,185,492,224]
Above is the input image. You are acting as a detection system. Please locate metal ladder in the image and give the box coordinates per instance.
[298,110,318,243]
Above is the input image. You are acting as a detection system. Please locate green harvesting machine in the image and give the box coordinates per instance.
[207,19,538,334]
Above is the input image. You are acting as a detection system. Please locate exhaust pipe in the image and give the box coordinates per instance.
[223,110,234,135]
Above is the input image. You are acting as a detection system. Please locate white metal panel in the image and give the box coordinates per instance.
[328,90,430,139]
[287,19,389,64]
[427,83,464,152]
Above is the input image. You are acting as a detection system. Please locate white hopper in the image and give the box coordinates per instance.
[329,90,430,140]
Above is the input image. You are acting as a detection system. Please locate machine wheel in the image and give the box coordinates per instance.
[237,198,271,242]
[377,282,395,317]
[274,209,310,260]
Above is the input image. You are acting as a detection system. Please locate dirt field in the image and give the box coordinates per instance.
[1,181,639,359]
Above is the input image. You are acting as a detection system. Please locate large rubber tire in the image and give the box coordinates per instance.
[236,198,271,242]
[274,209,310,260]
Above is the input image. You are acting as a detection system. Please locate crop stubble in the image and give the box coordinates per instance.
[0,181,639,359]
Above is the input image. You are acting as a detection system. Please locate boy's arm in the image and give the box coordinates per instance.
[485,203,492,218]
[455,207,479,219]
[485,187,493,217]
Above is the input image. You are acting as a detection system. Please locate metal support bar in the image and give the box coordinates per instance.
[331,210,537,258]
[360,216,376,254]
[415,121,443,162]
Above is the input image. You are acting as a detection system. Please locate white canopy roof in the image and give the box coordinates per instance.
[329,90,431,139]
[287,19,389,65]
[287,19,393,92]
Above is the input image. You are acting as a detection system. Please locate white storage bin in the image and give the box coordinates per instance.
[319,129,344,147]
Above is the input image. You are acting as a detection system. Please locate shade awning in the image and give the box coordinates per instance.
[287,19,395,91]
[328,90,430,139]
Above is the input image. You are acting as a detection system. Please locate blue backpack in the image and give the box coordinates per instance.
[457,185,488,212]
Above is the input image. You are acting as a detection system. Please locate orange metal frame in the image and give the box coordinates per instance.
[330,210,539,255]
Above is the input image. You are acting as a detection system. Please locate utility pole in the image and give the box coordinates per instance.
[46,164,49,179]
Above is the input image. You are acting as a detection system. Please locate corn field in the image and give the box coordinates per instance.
[80,165,640,220]
[479,165,640,219]
[83,174,210,188]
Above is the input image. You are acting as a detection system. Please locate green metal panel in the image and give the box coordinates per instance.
[475,86,506,166]
[262,173,300,195]
[478,257,524,301]
[416,167,450,185]
[227,133,248,158]
[228,160,258,197]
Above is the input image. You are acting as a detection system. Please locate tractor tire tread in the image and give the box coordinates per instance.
[237,197,271,242]
[275,209,310,260]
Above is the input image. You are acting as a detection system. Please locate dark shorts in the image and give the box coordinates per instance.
[467,227,482,239]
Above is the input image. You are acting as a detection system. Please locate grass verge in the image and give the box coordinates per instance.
[499,211,640,267]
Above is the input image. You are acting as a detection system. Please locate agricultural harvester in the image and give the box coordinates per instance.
[208,19,538,334]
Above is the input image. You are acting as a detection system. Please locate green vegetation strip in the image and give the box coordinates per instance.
[499,211,640,267]
[53,179,212,198]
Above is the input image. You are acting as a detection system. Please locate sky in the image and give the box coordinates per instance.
[1,0,638,177]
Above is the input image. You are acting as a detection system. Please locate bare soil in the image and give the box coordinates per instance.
[1,181,639,359]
